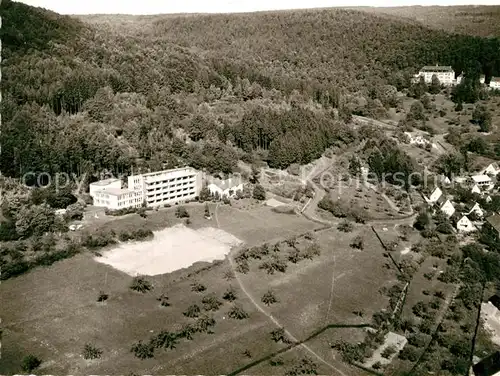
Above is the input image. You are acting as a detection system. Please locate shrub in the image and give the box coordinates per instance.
[270,327,291,344]
[381,345,397,359]
[191,282,207,292]
[253,184,266,200]
[202,294,223,311]
[82,344,103,360]
[338,220,353,232]
[270,356,285,366]
[131,341,155,359]
[262,290,279,306]
[175,206,189,218]
[130,276,153,293]
[97,291,109,302]
[227,305,249,320]
[350,236,364,250]
[150,330,178,350]
[183,304,201,318]
[398,345,419,362]
[236,260,249,274]
[21,355,41,372]
[195,314,216,333]
[157,294,170,307]
[222,286,237,302]
[372,361,382,370]
[285,357,318,376]
[223,269,235,280]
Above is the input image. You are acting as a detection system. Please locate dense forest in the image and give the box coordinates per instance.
[348,5,500,38]
[1,0,500,181]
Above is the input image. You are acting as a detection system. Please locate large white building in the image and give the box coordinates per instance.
[416,65,455,86]
[93,188,143,210]
[90,167,203,210]
[128,167,203,208]
[89,178,122,197]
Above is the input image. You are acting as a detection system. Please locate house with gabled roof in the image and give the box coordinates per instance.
[467,202,484,218]
[470,175,494,191]
[480,163,500,177]
[424,187,443,204]
[456,215,476,233]
[206,175,244,198]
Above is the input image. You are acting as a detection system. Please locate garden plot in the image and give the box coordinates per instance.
[363,331,407,369]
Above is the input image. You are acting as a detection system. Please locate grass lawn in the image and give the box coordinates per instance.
[0,203,321,374]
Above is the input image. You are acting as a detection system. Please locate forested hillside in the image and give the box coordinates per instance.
[347,5,500,37]
[1,0,500,181]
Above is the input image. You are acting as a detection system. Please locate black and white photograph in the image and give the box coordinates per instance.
[1,0,500,374]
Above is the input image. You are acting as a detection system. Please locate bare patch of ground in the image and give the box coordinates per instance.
[95,224,242,276]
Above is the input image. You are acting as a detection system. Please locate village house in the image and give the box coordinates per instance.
[456,215,476,233]
[472,184,482,195]
[467,202,485,218]
[485,214,500,239]
[490,77,500,90]
[439,199,456,218]
[206,176,244,198]
[424,187,443,204]
[470,174,494,191]
[480,163,500,177]
[415,65,455,85]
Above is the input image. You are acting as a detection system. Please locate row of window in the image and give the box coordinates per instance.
[147,192,194,203]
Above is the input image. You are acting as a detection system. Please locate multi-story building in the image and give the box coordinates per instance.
[93,188,143,210]
[128,167,202,208]
[89,178,122,198]
[416,65,455,85]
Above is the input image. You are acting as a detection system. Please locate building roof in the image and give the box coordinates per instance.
[489,295,500,310]
[90,178,121,186]
[207,177,243,191]
[96,188,134,197]
[473,351,500,376]
[491,77,500,83]
[472,175,492,183]
[487,214,500,234]
[420,65,453,73]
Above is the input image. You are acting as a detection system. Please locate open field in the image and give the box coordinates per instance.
[0,199,396,375]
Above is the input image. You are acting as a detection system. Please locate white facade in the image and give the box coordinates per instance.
[457,216,476,233]
[467,202,484,218]
[425,187,443,204]
[207,176,244,198]
[417,65,455,85]
[128,167,202,208]
[471,184,481,194]
[490,78,500,90]
[93,188,142,210]
[440,199,455,218]
[471,175,494,191]
[404,132,429,146]
[89,178,122,198]
[480,163,500,177]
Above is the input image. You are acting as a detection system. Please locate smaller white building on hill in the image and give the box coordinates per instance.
[93,188,142,210]
[425,187,443,204]
[89,178,122,197]
[207,176,244,198]
[480,163,500,177]
[490,77,500,90]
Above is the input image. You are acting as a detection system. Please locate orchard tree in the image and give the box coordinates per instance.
[472,104,492,132]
